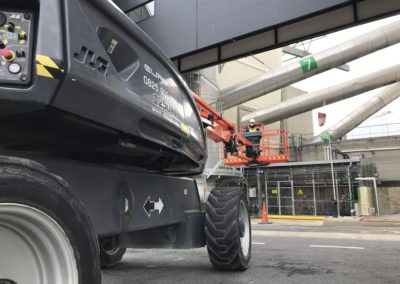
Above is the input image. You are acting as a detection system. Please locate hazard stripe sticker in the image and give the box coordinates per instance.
[36,54,64,79]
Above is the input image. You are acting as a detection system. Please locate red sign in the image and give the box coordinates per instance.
[318,112,326,126]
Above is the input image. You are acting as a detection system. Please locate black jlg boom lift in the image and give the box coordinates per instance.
[0,1,288,283]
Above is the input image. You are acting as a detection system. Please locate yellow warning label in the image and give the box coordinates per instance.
[36,54,64,79]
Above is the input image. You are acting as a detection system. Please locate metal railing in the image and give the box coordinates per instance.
[346,122,400,139]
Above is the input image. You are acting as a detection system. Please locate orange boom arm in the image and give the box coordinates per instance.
[192,91,289,166]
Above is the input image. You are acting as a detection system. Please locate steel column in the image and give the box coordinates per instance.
[312,172,317,216]
[277,181,282,215]
[291,180,295,216]
[256,168,262,217]
[264,170,269,214]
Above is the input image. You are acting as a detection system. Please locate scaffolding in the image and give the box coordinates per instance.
[245,159,368,217]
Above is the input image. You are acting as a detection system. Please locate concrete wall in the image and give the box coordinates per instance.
[378,186,400,215]
[218,49,282,130]
[188,67,222,170]
[282,86,314,136]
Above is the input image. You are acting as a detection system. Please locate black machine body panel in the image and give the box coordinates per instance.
[4,151,206,248]
[0,0,207,175]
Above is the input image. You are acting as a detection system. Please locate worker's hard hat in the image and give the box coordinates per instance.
[249,119,256,123]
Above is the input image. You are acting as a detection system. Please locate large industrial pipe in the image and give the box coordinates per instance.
[240,64,400,124]
[313,83,400,142]
[219,19,400,110]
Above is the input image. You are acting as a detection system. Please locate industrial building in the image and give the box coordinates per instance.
[132,0,400,218]
[181,43,400,218]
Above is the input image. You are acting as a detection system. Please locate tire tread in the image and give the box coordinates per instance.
[205,187,250,271]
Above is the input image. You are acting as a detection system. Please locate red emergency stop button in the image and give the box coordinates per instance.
[2,49,14,62]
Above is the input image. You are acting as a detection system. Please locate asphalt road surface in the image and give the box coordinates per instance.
[102,225,400,283]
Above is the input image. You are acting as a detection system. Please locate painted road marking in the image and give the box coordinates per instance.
[252,230,400,241]
[309,245,364,250]
[252,242,266,245]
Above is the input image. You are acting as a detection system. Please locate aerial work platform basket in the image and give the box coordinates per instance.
[223,123,290,166]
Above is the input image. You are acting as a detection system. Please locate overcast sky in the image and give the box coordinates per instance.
[285,14,400,136]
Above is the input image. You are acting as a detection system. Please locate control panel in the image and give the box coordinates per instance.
[0,10,33,85]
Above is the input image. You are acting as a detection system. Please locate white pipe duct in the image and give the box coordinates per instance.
[219,19,400,110]
[240,64,400,124]
[313,83,400,142]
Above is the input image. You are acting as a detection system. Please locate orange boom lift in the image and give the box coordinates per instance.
[192,92,290,166]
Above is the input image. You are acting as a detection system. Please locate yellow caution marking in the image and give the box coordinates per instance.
[36,54,64,79]
[267,215,325,220]
[0,30,5,33]
[36,64,54,78]
[36,54,60,69]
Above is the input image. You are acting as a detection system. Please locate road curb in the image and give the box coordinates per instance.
[268,215,325,220]
[252,215,324,221]
[251,216,400,227]
[252,230,400,241]
[323,219,400,227]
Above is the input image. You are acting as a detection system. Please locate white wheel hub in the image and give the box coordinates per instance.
[0,203,79,284]
[239,200,250,257]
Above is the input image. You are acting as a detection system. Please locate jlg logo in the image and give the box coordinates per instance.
[73,46,109,76]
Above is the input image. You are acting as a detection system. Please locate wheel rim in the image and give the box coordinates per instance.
[0,203,79,284]
[239,200,250,257]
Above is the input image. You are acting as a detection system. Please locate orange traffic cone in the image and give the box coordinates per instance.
[259,201,272,224]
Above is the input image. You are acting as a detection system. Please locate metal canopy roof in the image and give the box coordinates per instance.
[128,0,400,73]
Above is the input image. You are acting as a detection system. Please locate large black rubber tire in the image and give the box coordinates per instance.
[0,156,101,283]
[99,237,126,268]
[205,187,251,271]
